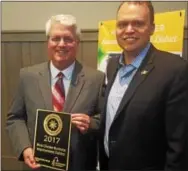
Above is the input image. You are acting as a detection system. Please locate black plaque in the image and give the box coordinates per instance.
[33,109,71,171]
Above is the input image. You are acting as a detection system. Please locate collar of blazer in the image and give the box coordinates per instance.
[104,44,156,121]
[37,60,85,112]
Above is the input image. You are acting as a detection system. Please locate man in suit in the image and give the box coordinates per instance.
[99,1,188,170]
[6,14,104,171]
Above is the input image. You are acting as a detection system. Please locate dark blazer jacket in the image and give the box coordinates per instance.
[99,45,188,170]
[6,60,105,171]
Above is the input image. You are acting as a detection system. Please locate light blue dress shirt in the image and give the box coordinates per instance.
[104,43,151,157]
[50,61,75,98]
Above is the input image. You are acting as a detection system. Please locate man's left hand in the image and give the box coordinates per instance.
[71,114,90,134]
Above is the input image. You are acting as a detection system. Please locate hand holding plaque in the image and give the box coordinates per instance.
[33,109,71,171]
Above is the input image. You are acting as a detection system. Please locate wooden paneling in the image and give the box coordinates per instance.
[82,41,98,68]
[1,28,188,170]
[77,43,83,63]
[21,42,31,67]
[2,30,98,42]
[30,42,47,65]
[1,157,23,171]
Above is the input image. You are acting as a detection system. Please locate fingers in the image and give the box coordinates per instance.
[72,114,90,124]
[25,156,40,169]
[72,120,89,129]
[77,125,87,134]
[71,114,90,133]
[23,147,40,169]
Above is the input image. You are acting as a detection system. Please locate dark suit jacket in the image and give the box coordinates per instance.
[6,60,105,171]
[99,45,188,170]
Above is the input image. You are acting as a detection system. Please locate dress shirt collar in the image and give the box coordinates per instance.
[50,61,75,80]
[119,43,151,69]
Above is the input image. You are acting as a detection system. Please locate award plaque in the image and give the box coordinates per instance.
[33,109,71,171]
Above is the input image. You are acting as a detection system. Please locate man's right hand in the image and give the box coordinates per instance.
[23,147,40,169]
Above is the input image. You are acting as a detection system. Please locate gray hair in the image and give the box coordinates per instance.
[45,14,81,39]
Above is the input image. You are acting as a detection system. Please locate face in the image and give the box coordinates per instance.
[116,3,155,55]
[47,23,79,70]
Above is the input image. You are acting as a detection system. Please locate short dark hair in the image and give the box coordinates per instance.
[117,1,154,24]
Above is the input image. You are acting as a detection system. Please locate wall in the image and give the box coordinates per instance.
[2,2,188,31]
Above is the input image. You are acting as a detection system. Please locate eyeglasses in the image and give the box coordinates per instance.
[49,36,76,44]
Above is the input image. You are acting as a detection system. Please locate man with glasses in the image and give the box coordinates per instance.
[6,14,104,171]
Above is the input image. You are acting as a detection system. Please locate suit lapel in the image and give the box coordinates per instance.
[114,45,155,120]
[63,61,85,113]
[102,57,119,124]
[105,57,120,98]
[38,62,53,110]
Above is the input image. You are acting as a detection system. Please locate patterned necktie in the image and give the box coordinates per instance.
[52,72,65,112]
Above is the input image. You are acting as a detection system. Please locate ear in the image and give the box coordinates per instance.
[150,23,155,36]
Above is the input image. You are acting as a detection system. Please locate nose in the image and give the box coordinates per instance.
[125,24,135,33]
[58,39,65,46]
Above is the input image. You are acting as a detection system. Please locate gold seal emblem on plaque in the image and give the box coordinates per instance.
[43,114,63,136]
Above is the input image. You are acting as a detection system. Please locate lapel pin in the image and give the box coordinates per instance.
[141,70,148,75]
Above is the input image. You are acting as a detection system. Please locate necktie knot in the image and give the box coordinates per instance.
[57,72,63,79]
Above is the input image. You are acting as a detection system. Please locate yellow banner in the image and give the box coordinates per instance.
[151,10,185,55]
[98,10,185,72]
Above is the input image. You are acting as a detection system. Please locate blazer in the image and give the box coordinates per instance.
[6,60,105,171]
[99,45,188,170]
